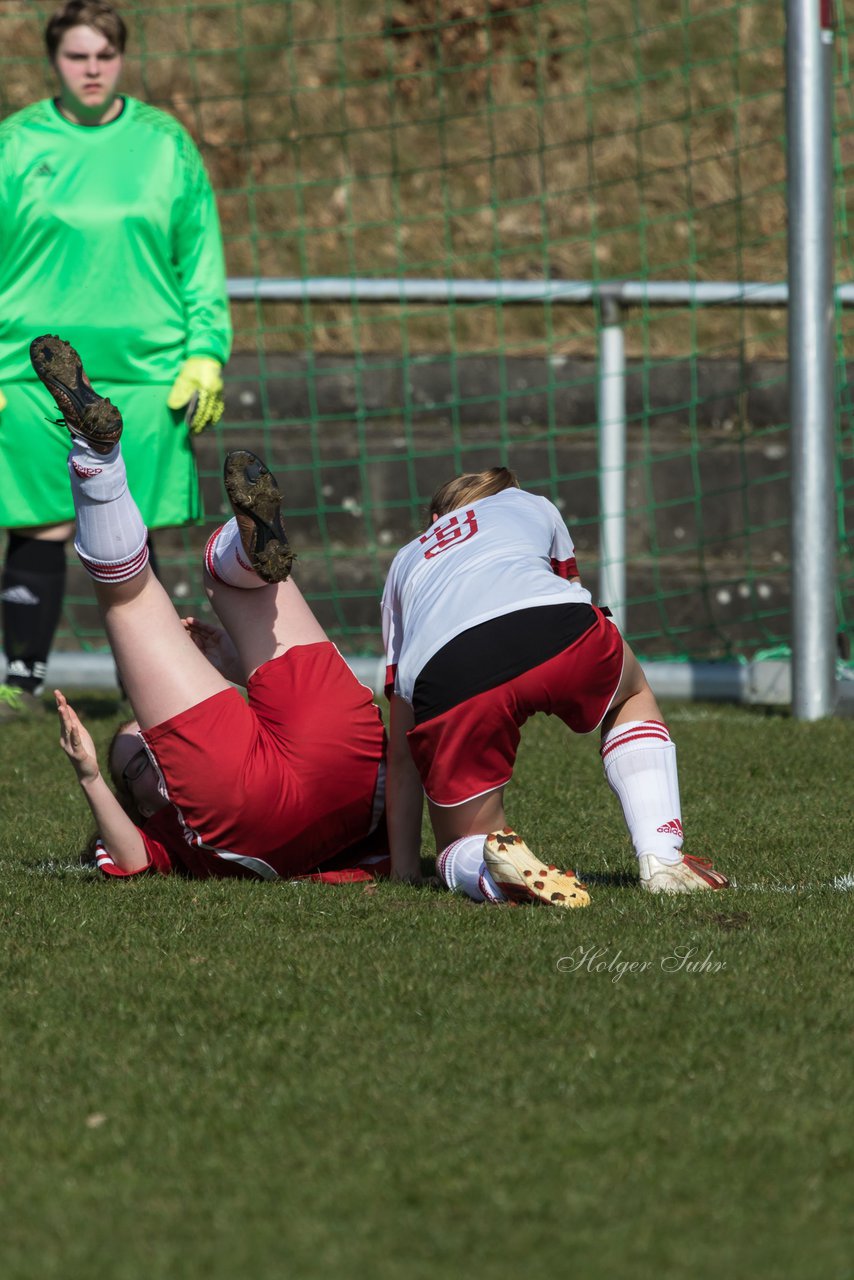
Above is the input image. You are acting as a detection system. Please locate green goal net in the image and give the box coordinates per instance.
[1,0,852,666]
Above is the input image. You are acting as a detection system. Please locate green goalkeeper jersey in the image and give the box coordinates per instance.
[0,96,231,382]
[0,97,232,529]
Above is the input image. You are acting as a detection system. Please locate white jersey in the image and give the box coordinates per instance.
[382,488,593,702]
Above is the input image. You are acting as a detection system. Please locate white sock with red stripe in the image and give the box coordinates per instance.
[203,519,265,589]
[68,443,149,583]
[436,835,505,903]
[601,720,683,864]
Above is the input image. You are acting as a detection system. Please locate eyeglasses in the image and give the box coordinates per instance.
[121,747,151,787]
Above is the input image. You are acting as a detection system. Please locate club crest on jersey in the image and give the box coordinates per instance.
[420,509,478,559]
[70,459,103,479]
[656,818,683,838]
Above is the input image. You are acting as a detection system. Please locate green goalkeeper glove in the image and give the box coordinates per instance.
[167,357,224,434]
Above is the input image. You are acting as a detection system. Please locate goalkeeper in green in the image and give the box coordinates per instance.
[0,1,232,717]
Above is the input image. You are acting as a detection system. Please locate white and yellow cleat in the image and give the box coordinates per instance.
[483,827,590,908]
[638,851,729,894]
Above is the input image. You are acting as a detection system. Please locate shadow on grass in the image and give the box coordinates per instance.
[60,693,126,721]
[579,869,639,889]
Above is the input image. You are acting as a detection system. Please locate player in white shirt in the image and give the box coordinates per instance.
[381,466,729,904]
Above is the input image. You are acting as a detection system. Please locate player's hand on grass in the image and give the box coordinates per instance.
[167,357,224,434]
[390,847,425,884]
[182,616,244,684]
[393,870,426,885]
[54,690,100,783]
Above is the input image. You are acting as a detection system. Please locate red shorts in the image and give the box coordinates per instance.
[406,607,623,806]
[141,641,386,878]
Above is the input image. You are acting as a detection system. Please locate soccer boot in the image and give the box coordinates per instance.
[483,827,591,908]
[638,851,729,893]
[30,335,122,454]
[223,450,295,584]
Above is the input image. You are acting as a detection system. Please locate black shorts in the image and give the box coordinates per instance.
[412,603,599,724]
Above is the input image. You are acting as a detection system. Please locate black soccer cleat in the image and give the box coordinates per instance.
[223,450,295,584]
[30,335,122,454]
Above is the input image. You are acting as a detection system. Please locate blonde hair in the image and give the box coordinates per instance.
[430,466,519,518]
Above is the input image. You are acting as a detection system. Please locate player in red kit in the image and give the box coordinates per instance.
[34,335,386,883]
[381,466,728,905]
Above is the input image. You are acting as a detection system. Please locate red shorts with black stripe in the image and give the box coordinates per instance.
[405,606,623,807]
[140,641,387,879]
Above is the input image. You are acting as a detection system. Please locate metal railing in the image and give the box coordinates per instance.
[225,260,850,714]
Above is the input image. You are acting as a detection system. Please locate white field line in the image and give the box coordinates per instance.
[703,875,854,893]
[17,862,854,894]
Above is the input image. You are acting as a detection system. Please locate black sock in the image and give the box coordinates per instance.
[1,534,67,693]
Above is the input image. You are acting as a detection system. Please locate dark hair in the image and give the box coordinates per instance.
[429,466,520,518]
[45,1,128,61]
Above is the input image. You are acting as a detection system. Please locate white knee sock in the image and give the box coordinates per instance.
[601,720,683,863]
[68,443,148,583]
[204,520,265,589]
[436,835,505,903]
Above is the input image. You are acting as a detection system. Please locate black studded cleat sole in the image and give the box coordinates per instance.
[223,450,296,584]
[30,335,122,453]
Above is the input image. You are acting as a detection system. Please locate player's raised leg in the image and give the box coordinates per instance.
[30,335,229,728]
[202,449,328,680]
[600,640,728,893]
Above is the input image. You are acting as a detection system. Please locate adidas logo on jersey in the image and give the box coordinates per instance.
[71,459,103,478]
[0,585,39,605]
[656,818,684,838]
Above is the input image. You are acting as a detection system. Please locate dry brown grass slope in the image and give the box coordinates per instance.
[0,1,817,357]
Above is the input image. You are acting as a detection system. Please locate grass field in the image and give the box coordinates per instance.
[1,694,852,1279]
